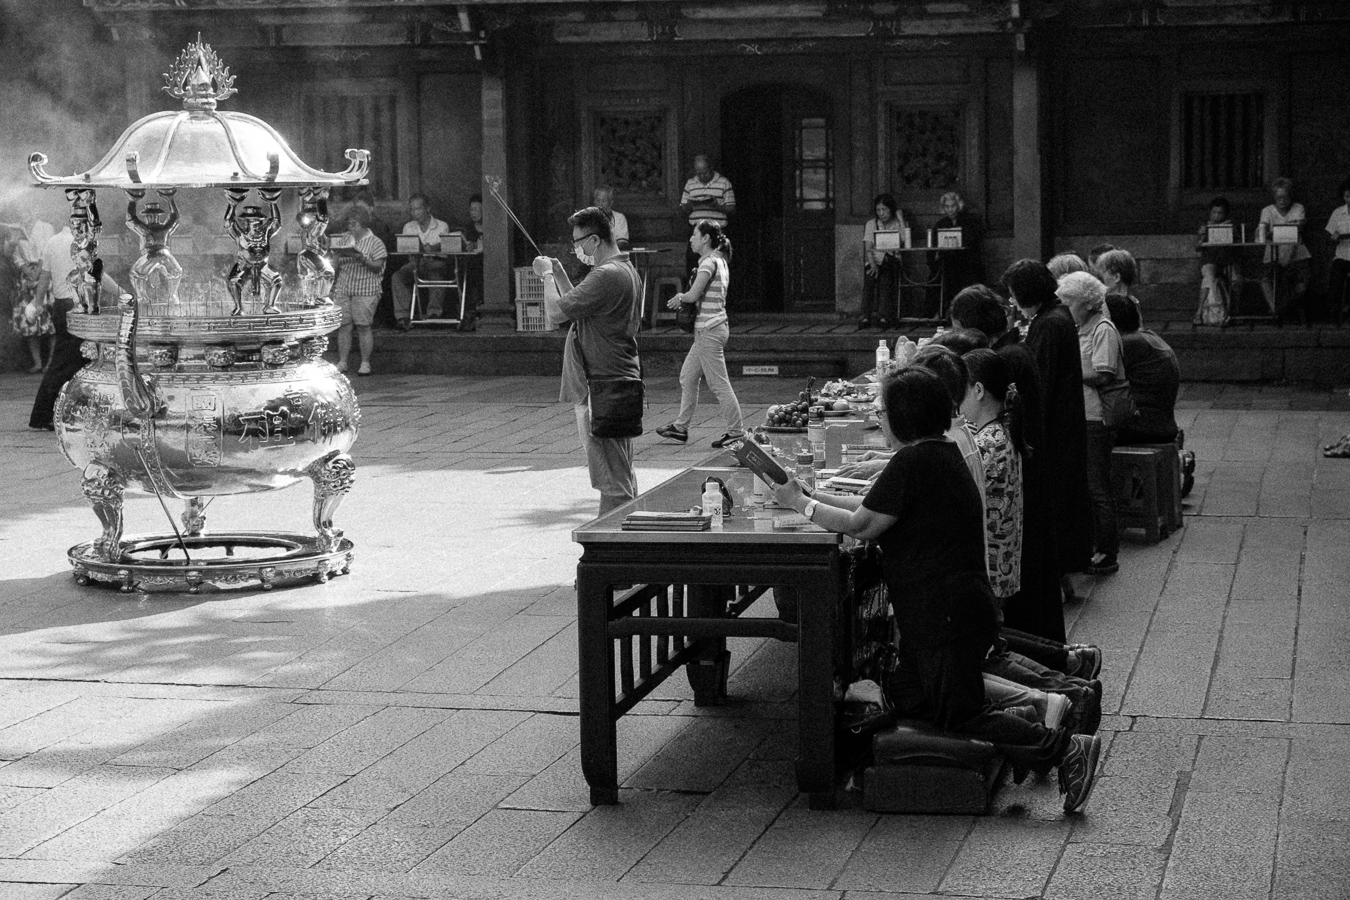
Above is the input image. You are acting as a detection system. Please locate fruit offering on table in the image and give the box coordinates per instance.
[818,379,875,402]
[766,398,812,428]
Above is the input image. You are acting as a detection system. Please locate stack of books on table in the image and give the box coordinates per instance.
[621,511,712,532]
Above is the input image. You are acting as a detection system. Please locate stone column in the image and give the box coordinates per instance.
[481,66,511,323]
[1011,53,1044,262]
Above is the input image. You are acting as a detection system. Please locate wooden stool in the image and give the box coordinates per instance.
[652,276,684,325]
[1135,442,1184,533]
[864,720,1005,814]
[1111,445,1171,542]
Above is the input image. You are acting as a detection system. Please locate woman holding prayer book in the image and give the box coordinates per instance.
[769,366,1102,813]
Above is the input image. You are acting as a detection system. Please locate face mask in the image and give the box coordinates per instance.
[574,239,596,266]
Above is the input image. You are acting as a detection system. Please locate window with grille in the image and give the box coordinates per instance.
[594,111,666,198]
[891,106,962,192]
[1180,92,1264,192]
[301,89,401,200]
[794,116,833,211]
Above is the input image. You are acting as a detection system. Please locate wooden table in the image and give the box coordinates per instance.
[1197,240,1293,325]
[571,457,847,808]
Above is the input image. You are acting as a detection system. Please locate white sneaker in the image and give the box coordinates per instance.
[356,361,372,376]
[337,359,349,373]
[1045,692,1072,731]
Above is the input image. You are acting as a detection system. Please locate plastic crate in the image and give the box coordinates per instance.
[514,267,557,332]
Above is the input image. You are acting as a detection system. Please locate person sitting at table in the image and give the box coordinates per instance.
[391,193,452,330]
[1259,177,1310,326]
[770,366,1103,813]
[1324,177,1350,325]
[592,186,630,250]
[930,191,984,315]
[459,194,484,332]
[1194,197,1242,326]
[861,193,906,329]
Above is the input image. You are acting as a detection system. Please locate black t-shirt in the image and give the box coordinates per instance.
[863,438,997,646]
[1120,329,1179,440]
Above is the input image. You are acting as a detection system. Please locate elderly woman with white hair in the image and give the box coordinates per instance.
[931,191,984,317]
[1057,271,1124,576]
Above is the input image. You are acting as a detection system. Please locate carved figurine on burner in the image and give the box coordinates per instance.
[66,188,104,314]
[127,188,183,308]
[295,187,335,306]
[66,188,102,248]
[224,187,282,316]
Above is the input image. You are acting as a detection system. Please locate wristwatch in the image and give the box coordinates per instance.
[804,499,820,522]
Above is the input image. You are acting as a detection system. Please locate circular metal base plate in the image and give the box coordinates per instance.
[69,532,354,594]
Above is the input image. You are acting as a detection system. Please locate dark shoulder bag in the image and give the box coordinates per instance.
[676,263,705,333]
[581,261,645,439]
[676,301,698,333]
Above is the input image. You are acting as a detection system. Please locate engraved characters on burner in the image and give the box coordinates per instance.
[224,187,283,316]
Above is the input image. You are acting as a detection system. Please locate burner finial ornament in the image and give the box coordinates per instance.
[163,34,237,111]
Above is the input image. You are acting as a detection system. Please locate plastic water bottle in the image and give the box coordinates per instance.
[703,481,724,528]
[875,339,891,377]
[795,452,816,493]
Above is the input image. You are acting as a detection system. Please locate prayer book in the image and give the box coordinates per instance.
[732,439,790,487]
[621,511,712,532]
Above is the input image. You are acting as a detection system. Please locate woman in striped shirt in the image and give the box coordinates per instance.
[657,220,745,448]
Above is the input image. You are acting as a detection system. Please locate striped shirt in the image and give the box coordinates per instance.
[693,255,729,330]
[681,172,735,226]
[335,230,387,296]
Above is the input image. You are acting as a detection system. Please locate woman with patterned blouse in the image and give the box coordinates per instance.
[959,348,1025,602]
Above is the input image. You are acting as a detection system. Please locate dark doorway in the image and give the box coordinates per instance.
[721,85,835,312]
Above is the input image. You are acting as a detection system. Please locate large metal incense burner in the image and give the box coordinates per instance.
[30,39,370,593]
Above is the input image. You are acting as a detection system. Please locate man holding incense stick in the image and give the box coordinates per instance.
[534,207,644,517]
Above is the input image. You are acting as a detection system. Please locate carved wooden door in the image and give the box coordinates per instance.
[721,86,835,312]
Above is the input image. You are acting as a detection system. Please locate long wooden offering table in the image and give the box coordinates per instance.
[572,454,847,809]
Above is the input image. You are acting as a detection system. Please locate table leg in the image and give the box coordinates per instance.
[576,565,619,805]
[685,584,730,706]
[795,567,839,809]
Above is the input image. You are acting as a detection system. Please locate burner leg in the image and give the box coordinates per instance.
[307,450,355,552]
[182,496,207,537]
[82,461,126,562]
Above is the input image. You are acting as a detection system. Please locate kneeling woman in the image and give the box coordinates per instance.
[772,367,1102,813]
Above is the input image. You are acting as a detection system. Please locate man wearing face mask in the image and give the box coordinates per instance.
[533,207,644,516]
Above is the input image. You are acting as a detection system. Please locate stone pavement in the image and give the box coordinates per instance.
[0,372,1348,900]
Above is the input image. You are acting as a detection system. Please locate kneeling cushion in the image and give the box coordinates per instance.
[864,719,1005,814]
